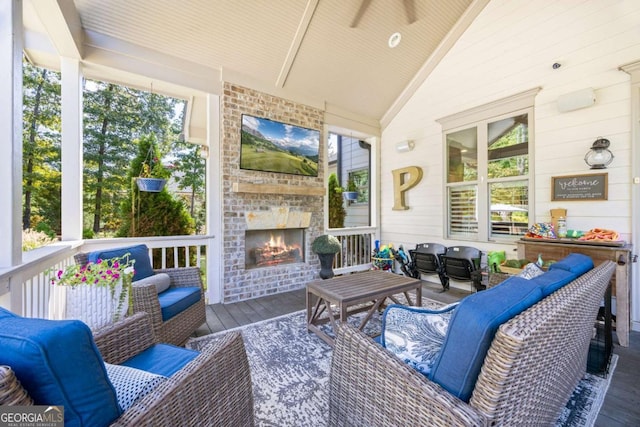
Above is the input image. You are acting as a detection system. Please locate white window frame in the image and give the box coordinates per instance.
[437,88,540,242]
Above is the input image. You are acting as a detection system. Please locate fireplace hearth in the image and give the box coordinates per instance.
[245,229,305,269]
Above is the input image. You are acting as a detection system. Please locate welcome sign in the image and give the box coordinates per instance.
[551,173,608,201]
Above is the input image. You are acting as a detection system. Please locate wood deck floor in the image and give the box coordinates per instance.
[196,280,640,426]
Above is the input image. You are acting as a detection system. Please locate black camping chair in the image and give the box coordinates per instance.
[441,246,484,291]
[409,243,449,291]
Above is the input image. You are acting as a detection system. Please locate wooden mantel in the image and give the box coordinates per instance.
[232,182,325,196]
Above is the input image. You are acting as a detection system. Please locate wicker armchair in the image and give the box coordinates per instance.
[329,260,615,426]
[75,250,206,346]
[0,312,254,426]
[94,312,254,426]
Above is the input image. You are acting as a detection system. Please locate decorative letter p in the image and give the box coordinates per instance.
[392,166,423,210]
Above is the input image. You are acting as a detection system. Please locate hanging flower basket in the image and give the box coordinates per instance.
[343,191,358,201]
[136,177,166,192]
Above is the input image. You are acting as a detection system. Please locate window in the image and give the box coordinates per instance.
[438,89,538,241]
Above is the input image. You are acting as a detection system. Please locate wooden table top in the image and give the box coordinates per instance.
[307,271,421,304]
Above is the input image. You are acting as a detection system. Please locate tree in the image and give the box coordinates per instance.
[328,173,346,228]
[172,142,206,232]
[22,61,61,233]
[83,81,183,235]
[117,135,194,239]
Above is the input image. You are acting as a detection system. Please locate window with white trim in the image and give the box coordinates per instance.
[438,89,539,242]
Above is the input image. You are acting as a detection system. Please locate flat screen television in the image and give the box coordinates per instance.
[240,114,320,177]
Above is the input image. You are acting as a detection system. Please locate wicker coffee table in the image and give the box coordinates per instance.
[306,270,422,346]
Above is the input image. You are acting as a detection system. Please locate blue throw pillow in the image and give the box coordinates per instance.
[549,253,593,276]
[88,244,155,281]
[429,278,543,402]
[381,303,459,376]
[0,309,121,427]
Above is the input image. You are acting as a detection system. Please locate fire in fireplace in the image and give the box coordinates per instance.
[245,229,304,269]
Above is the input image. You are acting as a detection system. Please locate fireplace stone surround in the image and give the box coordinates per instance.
[221,83,325,302]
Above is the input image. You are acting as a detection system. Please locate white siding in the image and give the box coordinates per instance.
[380,0,640,293]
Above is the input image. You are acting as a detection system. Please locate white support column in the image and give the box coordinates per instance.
[0,0,23,268]
[60,58,83,241]
[206,94,222,303]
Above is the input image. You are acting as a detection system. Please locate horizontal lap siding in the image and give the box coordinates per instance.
[379,0,640,256]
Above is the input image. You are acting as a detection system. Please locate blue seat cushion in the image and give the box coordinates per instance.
[429,278,543,402]
[158,287,201,321]
[549,253,593,276]
[121,343,199,377]
[88,244,155,281]
[532,268,576,296]
[0,308,121,427]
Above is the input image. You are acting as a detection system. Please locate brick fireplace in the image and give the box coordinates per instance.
[221,83,325,302]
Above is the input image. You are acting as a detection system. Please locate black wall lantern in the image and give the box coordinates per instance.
[584,137,614,169]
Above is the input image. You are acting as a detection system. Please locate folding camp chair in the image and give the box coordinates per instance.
[441,246,484,291]
[409,243,449,291]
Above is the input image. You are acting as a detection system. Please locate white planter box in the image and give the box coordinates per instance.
[49,281,129,331]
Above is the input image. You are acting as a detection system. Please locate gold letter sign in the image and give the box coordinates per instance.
[392,166,423,210]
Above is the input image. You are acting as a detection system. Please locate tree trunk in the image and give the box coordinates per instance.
[92,85,114,234]
[23,69,47,230]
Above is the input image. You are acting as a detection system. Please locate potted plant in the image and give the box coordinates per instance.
[343,177,358,201]
[311,234,341,279]
[136,161,167,192]
[135,137,169,192]
[48,254,136,330]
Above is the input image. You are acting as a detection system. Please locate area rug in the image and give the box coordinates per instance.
[187,299,617,427]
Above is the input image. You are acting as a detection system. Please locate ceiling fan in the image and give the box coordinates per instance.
[350,0,416,28]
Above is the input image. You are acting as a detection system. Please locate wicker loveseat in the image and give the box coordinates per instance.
[329,258,616,426]
[0,311,254,426]
[76,244,206,346]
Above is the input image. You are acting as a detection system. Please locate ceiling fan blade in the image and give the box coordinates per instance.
[350,0,372,28]
[403,0,416,24]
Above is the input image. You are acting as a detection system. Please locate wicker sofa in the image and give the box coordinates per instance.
[329,259,616,426]
[0,311,254,426]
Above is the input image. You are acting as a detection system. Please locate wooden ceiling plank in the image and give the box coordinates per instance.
[350,0,372,28]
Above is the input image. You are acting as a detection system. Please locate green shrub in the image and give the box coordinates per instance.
[311,234,341,254]
[22,229,56,251]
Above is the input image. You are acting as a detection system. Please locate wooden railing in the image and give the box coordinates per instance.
[0,235,212,318]
[330,227,376,275]
[0,230,375,318]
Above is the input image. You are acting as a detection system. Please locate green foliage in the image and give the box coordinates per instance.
[22,62,202,240]
[34,222,56,239]
[173,142,206,232]
[22,229,57,251]
[328,173,345,228]
[240,130,318,176]
[117,136,195,240]
[22,61,62,232]
[311,234,341,254]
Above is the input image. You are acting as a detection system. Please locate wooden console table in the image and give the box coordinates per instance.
[516,239,632,347]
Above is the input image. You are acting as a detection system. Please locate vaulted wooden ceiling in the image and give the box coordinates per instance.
[22,0,487,132]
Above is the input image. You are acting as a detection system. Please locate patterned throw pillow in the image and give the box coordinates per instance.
[381,303,459,376]
[517,263,545,280]
[104,363,166,411]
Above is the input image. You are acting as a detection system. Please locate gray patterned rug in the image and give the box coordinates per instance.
[187,300,617,427]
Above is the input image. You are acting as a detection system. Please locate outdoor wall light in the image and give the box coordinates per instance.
[396,140,415,153]
[584,137,613,169]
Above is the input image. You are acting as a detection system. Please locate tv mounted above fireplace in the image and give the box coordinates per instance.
[240,114,320,177]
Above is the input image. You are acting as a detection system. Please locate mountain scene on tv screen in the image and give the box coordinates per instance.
[240,116,319,177]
